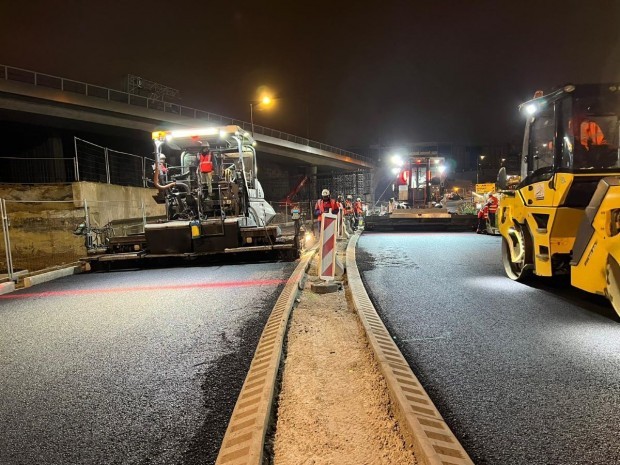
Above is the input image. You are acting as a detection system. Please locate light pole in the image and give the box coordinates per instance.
[250,102,254,136]
[249,95,272,137]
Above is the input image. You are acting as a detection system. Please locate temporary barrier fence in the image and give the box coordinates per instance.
[75,138,152,187]
[0,139,154,188]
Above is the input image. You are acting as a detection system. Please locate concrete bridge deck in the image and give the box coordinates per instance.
[0,65,373,172]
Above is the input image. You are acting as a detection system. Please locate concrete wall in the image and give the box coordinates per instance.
[71,182,165,226]
[0,182,164,274]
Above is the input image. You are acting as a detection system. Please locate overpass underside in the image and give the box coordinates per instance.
[0,77,374,204]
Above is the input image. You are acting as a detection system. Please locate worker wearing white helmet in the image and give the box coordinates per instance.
[153,152,168,185]
[314,188,339,226]
[344,195,354,215]
[353,197,363,229]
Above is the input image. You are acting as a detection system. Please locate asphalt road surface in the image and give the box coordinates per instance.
[0,260,295,465]
[358,231,620,465]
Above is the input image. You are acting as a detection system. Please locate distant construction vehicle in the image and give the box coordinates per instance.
[365,156,477,231]
[498,84,620,317]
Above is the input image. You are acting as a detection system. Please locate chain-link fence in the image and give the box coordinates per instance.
[269,200,314,227]
[74,138,107,183]
[0,139,153,187]
[73,138,152,187]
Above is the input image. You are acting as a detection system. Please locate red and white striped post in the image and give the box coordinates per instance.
[319,212,338,281]
[337,209,346,238]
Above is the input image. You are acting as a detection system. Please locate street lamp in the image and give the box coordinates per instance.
[477,155,485,184]
[250,95,273,136]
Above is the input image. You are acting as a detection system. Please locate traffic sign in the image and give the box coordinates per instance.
[475,183,496,194]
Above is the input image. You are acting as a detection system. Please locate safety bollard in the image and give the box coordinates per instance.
[318,212,339,281]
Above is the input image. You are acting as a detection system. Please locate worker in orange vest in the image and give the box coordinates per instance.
[353,197,363,230]
[337,194,345,211]
[314,189,339,223]
[343,195,354,231]
[344,195,354,215]
[486,194,499,228]
[580,120,607,149]
[199,143,215,196]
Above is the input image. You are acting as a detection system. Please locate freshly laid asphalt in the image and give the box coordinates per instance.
[0,260,295,465]
[358,231,620,465]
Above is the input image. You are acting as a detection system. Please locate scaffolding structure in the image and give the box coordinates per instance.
[317,169,373,203]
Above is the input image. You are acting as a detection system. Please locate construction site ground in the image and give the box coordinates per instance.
[270,236,416,464]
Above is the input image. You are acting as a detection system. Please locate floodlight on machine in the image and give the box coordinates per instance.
[390,155,404,167]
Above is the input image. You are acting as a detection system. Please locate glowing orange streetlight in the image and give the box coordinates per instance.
[250,94,274,136]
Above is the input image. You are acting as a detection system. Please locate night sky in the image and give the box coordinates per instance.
[1,0,618,151]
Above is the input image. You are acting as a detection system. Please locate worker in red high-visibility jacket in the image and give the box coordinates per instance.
[353,197,363,230]
[476,204,489,234]
[314,189,339,234]
[199,143,214,197]
[486,194,499,228]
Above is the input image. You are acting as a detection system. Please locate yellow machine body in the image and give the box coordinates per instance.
[498,83,620,316]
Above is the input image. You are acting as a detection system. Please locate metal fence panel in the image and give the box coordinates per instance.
[6,67,34,84]
[86,84,109,99]
[110,89,129,104]
[75,138,107,183]
[129,94,147,107]
[0,199,11,279]
[36,73,62,90]
[108,150,145,187]
[63,79,87,95]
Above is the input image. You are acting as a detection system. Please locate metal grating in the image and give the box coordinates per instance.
[215,248,316,464]
[346,234,474,465]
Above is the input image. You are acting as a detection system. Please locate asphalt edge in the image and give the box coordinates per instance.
[0,263,84,294]
[23,265,82,288]
[346,233,474,465]
[215,247,316,465]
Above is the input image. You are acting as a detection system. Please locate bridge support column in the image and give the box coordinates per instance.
[306,166,318,202]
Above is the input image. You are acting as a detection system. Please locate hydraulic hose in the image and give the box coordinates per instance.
[154,159,176,191]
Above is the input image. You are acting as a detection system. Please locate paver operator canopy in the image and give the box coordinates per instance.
[152,125,275,227]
